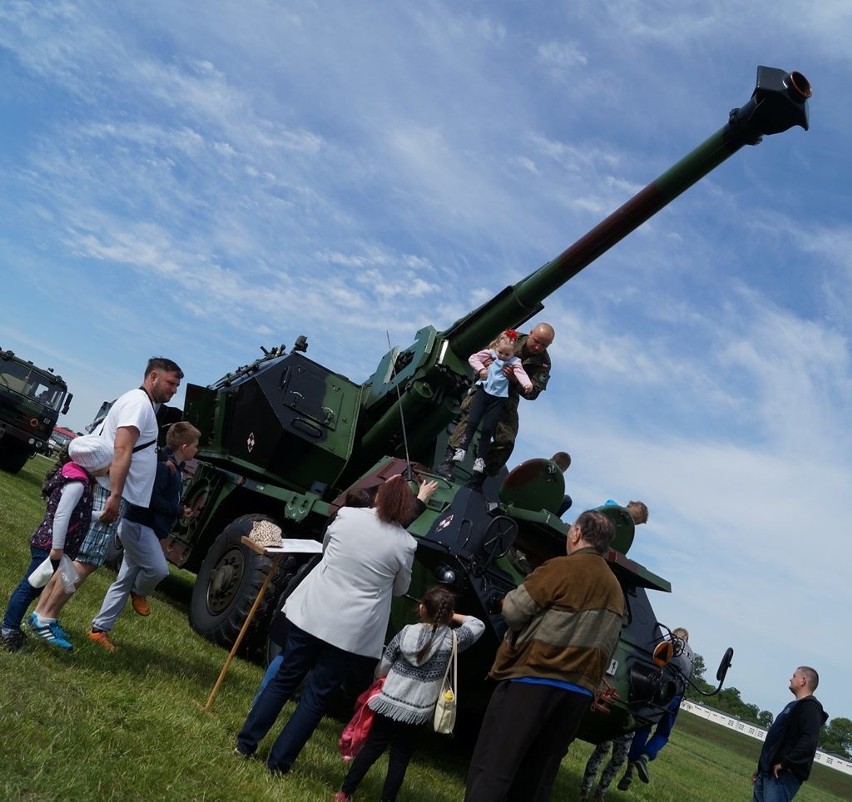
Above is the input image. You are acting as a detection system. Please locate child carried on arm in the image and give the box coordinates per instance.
[1,435,113,652]
[454,329,533,474]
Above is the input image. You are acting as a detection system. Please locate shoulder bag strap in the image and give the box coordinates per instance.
[452,629,458,698]
[448,629,458,697]
[439,628,457,694]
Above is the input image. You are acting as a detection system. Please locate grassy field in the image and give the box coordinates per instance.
[1,457,850,801]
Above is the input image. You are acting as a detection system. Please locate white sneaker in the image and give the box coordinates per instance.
[452,448,466,463]
[473,457,486,473]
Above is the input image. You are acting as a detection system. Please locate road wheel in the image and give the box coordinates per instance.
[0,442,31,474]
[189,514,291,653]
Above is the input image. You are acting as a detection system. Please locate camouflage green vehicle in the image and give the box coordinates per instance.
[0,348,73,473]
[164,67,809,742]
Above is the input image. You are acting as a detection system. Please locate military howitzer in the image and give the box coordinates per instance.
[165,67,809,741]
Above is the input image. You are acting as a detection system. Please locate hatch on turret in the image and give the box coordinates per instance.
[498,458,565,516]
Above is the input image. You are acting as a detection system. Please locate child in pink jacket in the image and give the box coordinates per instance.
[1,435,113,652]
[453,330,533,474]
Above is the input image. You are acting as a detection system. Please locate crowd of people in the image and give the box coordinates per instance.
[0,337,829,801]
[2,356,186,652]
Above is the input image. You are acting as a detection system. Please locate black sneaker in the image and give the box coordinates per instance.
[617,768,634,791]
[1,630,25,652]
[465,473,486,490]
[436,460,455,480]
[635,754,650,783]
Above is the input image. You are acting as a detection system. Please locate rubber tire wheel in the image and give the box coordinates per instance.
[189,514,282,653]
[0,443,31,474]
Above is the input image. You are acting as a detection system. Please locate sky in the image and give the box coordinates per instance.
[1,2,850,722]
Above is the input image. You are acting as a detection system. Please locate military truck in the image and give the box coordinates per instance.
[162,67,809,741]
[0,348,73,473]
[47,425,77,457]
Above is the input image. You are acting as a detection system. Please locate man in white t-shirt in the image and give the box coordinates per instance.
[31,357,183,642]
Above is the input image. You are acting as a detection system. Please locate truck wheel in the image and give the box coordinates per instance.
[0,443,31,474]
[0,442,31,473]
[189,514,290,653]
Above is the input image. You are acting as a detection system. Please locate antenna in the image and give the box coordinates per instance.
[386,331,413,480]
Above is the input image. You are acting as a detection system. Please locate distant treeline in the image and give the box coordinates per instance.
[687,653,852,760]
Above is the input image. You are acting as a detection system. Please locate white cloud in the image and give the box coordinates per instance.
[537,41,588,71]
[1,0,849,722]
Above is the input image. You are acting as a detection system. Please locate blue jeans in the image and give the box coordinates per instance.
[254,653,284,705]
[2,546,50,632]
[752,770,802,801]
[628,695,681,761]
[236,621,358,773]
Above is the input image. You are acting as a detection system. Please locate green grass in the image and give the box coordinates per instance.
[2,458,850,800]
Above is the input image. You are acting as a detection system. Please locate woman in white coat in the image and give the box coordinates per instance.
[235,474,433,775]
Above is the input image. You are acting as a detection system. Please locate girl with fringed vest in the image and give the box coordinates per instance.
[1,435,113,652]
[334,587,484,802]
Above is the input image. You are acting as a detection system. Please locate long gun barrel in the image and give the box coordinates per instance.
[356,67,810,471]
[442,66,811,358]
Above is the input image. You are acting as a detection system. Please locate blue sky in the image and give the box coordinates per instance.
[2,2,850,722]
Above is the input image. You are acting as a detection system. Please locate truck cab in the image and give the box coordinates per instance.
[0,348,72,473]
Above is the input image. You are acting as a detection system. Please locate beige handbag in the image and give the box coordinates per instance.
[433,629,457,734]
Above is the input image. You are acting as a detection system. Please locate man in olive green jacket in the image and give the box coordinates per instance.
[440,322,554,479]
